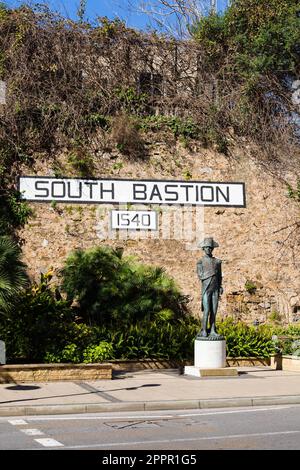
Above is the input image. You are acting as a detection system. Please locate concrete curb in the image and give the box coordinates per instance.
[1,395,300,417]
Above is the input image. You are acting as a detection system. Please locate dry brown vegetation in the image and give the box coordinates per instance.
[0,4,299,174]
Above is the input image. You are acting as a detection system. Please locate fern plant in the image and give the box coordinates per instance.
[0,236,29,314]
[60,246,189,327]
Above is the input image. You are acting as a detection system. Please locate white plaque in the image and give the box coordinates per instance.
[111,210,157,230]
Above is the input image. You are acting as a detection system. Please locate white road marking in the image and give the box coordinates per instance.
[34,438,64,447]
[8,419,28,425]
[179,406,289,417]
[21,428,44,436]
[22,414,174,421]
[60,430,300,449]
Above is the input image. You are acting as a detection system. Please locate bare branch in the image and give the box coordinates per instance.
[126,0,209,38]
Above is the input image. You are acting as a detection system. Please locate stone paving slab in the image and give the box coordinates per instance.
[85,367,300,401]
[0,381,109,407]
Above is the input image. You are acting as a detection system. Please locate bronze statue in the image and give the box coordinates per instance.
[196,237,224,340]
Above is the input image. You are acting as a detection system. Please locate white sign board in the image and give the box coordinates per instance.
[19,177,246,207]
[111,210,157,230]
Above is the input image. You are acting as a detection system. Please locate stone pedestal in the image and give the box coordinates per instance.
[185,338,237,377]
[194,339,226,368]
[0,340,6,365]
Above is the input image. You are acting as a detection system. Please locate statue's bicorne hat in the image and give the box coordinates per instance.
[198,237,219,248]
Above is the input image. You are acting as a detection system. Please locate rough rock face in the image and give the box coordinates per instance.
[18,142,300,324]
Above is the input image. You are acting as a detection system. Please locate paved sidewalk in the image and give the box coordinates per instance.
[1,366,300,416]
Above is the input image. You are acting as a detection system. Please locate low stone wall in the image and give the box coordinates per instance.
[108,359,191,371]
[226,357,271,367]
[282,355,300,372]
[108,358,272,371]
[0,363,112,383]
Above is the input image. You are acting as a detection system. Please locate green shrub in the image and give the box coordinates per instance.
[217,317,276,358]
[0,191,33,236]
[258,323,300,338]
[42,316,199,363]
[271,336,300,356]
[83,341,115,363]
[67,150,94,177]
[115,86,149,115]
[244,280,257,294]
[85,113,110,130]
[0,236,29,314]
[60,245,189,327]
[0,270,76,362]
[264,322,300,356]
[289,339,300,356]
[192,0,300,76]
[268,311,282,323]
[287,180,300,202]
[45,344,82,363]
[108,317,199,361]
[138,115,199,140]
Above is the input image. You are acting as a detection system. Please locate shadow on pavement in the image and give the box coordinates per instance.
[5,385,40,391]
[0,382,161,405]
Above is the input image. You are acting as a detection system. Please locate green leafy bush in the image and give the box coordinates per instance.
[287,180,300,202]
[85,113,110,130]
[42,318,198,363]
[0,191,33,236]
[45,344,82,363]
[115,87,149,115]
[60,245,189,327]
[67,149,94,177]
[258,323,300,337]
[244,280,257,294]
[217,317,276,358]
[138,115,199,140]
[192,0,300,76]
[83,341,115,363]
[264,322,300,356]
[0,270,76,362]
[105,317,199,361]
[41,317,279,363]
[0,236,29,314]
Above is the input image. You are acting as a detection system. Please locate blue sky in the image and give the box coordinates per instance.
[3,1,230,30]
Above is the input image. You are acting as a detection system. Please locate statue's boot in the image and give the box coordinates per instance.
[197,329,208,338]
[209,326,218,337]
[209,326,223,340]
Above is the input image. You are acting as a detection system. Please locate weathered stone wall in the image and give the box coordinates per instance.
[18,140,300,324]
[0,364,112,383]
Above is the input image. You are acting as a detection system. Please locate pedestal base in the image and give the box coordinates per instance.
[195,339,226,368]
[184,338,235,378]
[184,366,238,377]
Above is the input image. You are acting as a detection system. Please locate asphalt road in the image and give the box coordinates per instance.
[1,405,300,451]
